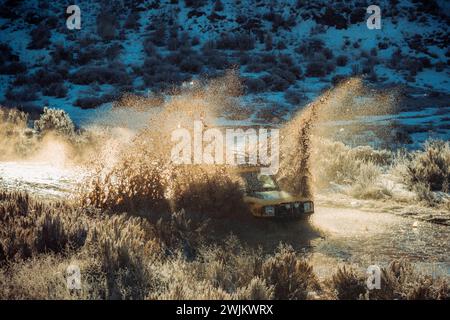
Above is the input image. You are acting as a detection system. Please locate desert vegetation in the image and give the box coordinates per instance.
[0,106,106,164]
[0,188,448,300]
[0,72,449,299]
[310,137,450,211]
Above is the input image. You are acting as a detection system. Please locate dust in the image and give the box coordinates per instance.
[278,78,398,197]
[78,70,247,218]
[1,72,399,216]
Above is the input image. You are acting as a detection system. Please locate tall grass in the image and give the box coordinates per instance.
[0,190,88,263]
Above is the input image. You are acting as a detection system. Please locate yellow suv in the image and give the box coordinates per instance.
[236,167,314,219]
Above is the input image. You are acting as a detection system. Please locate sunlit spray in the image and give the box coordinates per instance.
[171,121,279,175]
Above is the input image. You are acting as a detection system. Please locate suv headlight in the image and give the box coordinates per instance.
[303,202,313,212]
[264,206,275,216]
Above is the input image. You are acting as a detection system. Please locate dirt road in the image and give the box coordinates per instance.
[233,206,449,278]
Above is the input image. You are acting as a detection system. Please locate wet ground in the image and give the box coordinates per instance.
[308,207,449,278]
[219,207,449,279]
[0,161,85,199]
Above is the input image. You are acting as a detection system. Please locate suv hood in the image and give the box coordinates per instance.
[249,190,294,200]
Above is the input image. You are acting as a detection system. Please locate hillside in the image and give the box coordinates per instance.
[0,0,449,146]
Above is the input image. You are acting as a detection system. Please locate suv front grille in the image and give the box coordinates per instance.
[275,203,304,216]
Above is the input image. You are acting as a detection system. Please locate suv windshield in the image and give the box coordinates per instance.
[241,172,279,193]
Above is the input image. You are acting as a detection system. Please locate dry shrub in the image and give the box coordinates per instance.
[148,236,264,299]
[35,210,87,254]
[368,260,449,300]
[96,11,117,40]
[0,107,27,129]
[0,249,152,300]
[71,66,131,85]
[310,138,392,199]
[0,189,163,300]
[244,77,267,93]
[0,194,258,300]
[1,213,448,301]
[154,210,207,255]
[154,279,232,300]
[411,181,438,206]
[84,214,159,299]
[0,190,88,263]
[28,23,51,49]
[327,260,449,300]
[350,145,393,166]
[261,244,318,300]
[402,140,450,192]
[330,266,366,300]
[85,215,157,270]
[150,239,315,300]
[195,236,263,291]
[347,162,392,200]
[0,106,101,162]
[34,107,75,136]
[0,254,79,299]
[311,138,361,187]
[305,61,328,77]
[233,277,274,300]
